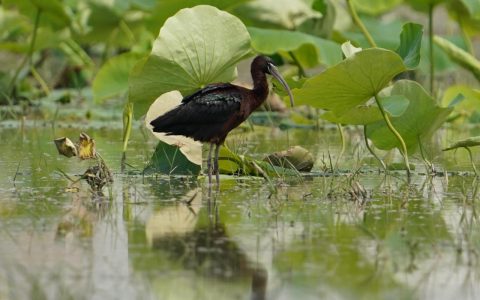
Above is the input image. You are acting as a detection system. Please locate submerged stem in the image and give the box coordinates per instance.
[363,125,387,171]
[346,0,377,48]
[374,94,410,175]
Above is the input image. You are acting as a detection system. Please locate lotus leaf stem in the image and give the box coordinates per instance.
[8,8,42,96]
[363,125,386,171]
[464,147,478,176]
[428,3,435,94]
[335,123,345,170]
[346,0,377,48]
[374,94,411,175]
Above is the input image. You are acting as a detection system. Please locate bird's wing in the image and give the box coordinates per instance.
[151,84,243,130]
[181,83,236,104]
[178,87,242,123]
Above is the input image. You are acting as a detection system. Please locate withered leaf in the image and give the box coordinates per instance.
[54,137,78,158]
[78,132,96,160]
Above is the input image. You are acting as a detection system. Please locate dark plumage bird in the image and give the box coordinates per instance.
[150,55,294,185]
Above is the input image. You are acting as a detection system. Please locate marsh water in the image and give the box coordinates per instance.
[1,120,480,300]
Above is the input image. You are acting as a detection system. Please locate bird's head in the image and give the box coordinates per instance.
[253,55,295,107]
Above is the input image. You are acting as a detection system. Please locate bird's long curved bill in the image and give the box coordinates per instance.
[268,64,295,107]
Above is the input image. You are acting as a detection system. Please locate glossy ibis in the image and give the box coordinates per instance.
[150,55,294,185]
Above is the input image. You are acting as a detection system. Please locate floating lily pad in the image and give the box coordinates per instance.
[129,5,251,118]
[366,80,453,153]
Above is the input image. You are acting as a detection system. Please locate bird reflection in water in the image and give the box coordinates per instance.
[146,188,267,300]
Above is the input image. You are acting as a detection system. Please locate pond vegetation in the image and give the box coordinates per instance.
[1,0,480,299]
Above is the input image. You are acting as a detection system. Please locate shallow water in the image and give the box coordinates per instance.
[0,122,479,300]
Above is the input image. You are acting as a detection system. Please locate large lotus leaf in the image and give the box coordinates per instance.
[461,0,480,18]
[441,84,480,122]
[405,0,448,11]
[233,0,320,30]
[129,5,251,118]
[292,48,407,116]
[351,0,402,15]
[342,17,404,50]
[73,1,147,47]
[248,27,342,67]
[434,35,480,82]
[321,95,409,125]
[145,0,249,30]
[447,0,480,34]
[93,52,143,103]
[145,91,202,167]
[297,0,336,38]
[3,0,70,29]
[396,23,423,69]
[366,80,453,153]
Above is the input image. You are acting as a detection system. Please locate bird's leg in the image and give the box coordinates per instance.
[214,144,221,187]
[207,143,214,186]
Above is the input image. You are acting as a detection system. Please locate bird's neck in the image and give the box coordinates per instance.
[251,68,269,106]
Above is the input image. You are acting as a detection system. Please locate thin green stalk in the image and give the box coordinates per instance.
[464,147,478,176]
[418,135,433,173]
[363,125,386,171]
[8,8,42,96]
[288,51,307,77]
[346,0,377,48]
[121,102,133,171]
[30,66,50,95]
[334,123,345,170]
[428,3,435,95]
[374,94,411,175]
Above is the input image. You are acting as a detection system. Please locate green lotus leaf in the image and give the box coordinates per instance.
[405,0,448,12]
[321,95,409,125]
[292,48,407,116]
[248,27,342,67]
[352,0,402,15]
[3,0,70,29]
[233,0,320,30]
[441,84,480,122]
[93,52,143,103]
[396,23,423,69]
[366,80,453,153]
[146,0,248,30]
[129,5,252,118]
